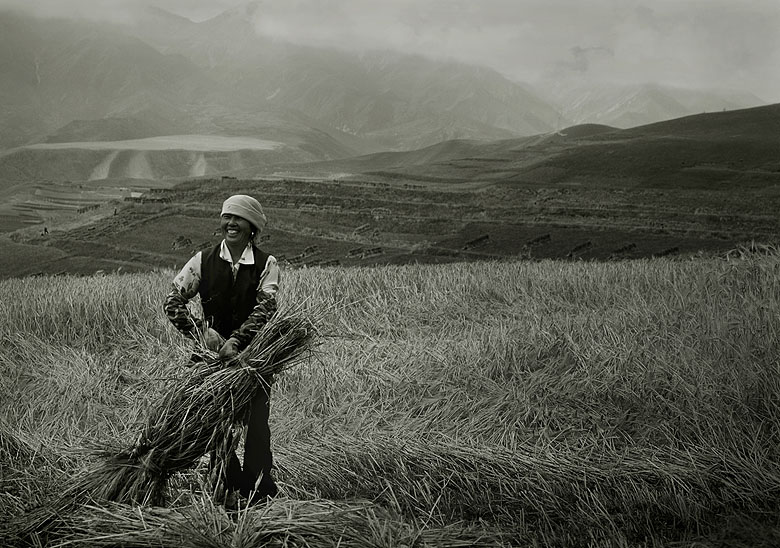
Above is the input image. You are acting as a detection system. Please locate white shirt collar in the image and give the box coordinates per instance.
[219,240,255,266]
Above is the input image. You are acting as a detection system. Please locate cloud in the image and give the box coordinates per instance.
[0,0,239,23]
[564,46,614,73]
[0,0,777,100]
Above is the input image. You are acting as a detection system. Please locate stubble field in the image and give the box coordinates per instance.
[1,254,779,547]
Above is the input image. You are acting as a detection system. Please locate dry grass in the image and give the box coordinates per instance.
[34,497,504,548]
[1,255,779,547]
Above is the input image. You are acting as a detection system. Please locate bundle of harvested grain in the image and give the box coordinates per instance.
[7,309,318,545]
[94,314,316,504]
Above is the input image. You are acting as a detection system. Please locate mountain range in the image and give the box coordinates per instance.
[0,4,767,186]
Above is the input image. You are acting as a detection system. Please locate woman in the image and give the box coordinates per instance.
[164,194,280,505]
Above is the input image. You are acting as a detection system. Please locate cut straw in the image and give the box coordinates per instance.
[5,308,319,545]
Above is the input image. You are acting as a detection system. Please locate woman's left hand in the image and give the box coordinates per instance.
[218,337,241,360]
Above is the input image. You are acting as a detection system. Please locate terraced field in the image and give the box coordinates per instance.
[5,171,775,279]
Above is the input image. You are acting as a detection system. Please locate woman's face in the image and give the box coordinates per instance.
[220,214,253,247]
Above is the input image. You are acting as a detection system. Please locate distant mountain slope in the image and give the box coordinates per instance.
[543,82,765,129]
[125,6,564,151]
[0,11,211,148]
[44,117,182,144]
[530,104,780,188]
[288,103,780,189]
[0,8,563,157]
[555,124,616,139]
[619,103,780,140]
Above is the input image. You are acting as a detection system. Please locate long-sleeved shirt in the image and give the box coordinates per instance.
[164,240,280,348]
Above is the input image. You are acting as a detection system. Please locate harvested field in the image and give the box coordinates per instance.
[1,255,779,546]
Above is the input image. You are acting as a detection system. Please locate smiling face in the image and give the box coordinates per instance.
[220,213,254,249]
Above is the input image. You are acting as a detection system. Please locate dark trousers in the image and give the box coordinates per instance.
[210,386,273,496]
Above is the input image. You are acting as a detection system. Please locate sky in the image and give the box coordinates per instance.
[2,0,778,102]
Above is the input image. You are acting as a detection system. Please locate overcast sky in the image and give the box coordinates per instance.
[2,0,779,102]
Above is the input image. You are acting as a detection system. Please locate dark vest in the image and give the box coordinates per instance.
[199,243,270,339]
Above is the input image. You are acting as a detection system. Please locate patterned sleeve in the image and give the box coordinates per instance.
[229,256,280,348]
[163,252,203,338]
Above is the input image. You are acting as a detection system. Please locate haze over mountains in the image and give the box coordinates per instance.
[545,81,764,129]
[0,2,768,186]
[0,5,557,153]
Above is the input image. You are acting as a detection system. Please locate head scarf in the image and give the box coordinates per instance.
[221,195,267,237]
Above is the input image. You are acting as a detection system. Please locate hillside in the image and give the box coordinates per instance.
[0,11,211,149]
[0,104,777,279]
[0,8,561,157]
[315,103,780,188]
[126,4,564,146]
[544,81,766,128]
